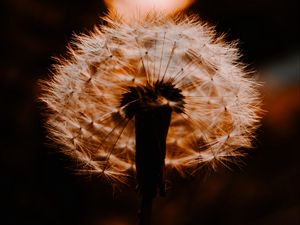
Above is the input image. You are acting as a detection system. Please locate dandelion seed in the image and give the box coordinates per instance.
[40,11,262,225]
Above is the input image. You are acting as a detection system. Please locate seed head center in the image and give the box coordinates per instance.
[120,81,185,119]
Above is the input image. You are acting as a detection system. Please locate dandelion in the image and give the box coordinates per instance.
[40,12,261,225]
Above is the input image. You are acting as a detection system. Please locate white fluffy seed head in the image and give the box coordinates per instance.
[40,13,262,184]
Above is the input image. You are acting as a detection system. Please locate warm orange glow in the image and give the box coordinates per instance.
[105,0,193,19]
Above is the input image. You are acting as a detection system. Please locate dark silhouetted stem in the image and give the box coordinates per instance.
[138,194,153,225]
[135,106,172,225]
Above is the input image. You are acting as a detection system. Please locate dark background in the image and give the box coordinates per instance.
[0,0,299,225]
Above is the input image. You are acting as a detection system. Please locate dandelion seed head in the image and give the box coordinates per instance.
[40,13,262,185]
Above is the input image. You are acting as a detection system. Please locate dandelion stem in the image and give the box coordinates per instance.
[135,106,172,225]
[138,194,153,225]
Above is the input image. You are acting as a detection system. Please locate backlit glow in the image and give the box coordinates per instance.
[105,0,193,19]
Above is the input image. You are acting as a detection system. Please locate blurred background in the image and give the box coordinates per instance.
[0,0,299,225]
